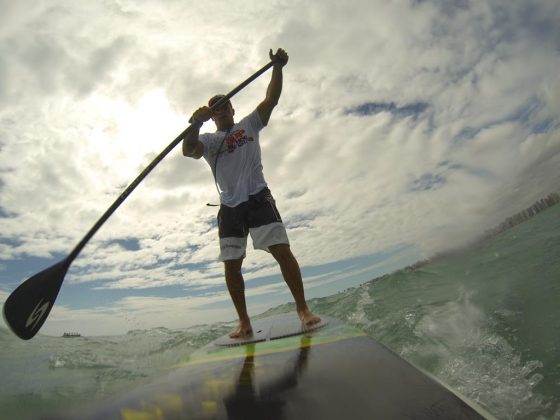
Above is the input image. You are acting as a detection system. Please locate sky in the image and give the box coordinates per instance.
[1,0,559,336]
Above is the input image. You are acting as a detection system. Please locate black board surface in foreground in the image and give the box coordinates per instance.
[49,314,495,420]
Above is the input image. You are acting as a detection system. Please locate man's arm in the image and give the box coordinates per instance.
[182,106,212,159]
[257,48,289,126]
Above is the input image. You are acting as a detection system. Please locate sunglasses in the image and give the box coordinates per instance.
[211,101,231,112]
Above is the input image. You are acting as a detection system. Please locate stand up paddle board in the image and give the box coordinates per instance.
[50,314,495,419]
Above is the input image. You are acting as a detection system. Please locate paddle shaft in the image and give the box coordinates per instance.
[67,60,275,263]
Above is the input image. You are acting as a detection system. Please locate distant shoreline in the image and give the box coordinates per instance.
[406,192,560,270]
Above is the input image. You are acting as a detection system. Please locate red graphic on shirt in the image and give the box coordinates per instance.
[224,129,254,154]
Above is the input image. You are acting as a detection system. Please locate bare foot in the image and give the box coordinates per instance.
[298,308,321,327]
[229,322,253,339]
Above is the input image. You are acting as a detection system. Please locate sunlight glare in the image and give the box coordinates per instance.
[85,89,186,177]
[116,89,185,155]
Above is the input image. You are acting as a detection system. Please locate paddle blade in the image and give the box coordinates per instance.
[2,260,69,340]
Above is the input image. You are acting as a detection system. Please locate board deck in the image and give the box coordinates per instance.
[51,314,495,420]
[213,312,328,346]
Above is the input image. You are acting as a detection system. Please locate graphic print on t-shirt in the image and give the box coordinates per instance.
[223,129,254,155]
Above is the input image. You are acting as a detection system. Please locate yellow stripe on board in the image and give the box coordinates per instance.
[171,322,366,369]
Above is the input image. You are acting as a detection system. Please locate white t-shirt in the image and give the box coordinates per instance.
[200,110,267,207]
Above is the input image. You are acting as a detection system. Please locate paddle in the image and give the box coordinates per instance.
[2,59,276,340]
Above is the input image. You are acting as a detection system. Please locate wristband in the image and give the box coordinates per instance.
[189,116,203,128]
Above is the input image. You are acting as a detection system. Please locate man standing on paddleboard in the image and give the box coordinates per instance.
[183,48,321,338]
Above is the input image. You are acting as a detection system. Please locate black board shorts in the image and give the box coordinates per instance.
[217,188,289,261]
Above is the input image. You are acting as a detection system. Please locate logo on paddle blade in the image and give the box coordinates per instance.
[25,299,51,331]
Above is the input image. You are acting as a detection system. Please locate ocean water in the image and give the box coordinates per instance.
[1,204,559,419]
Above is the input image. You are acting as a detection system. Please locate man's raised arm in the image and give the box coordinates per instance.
[257,48,289,126]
